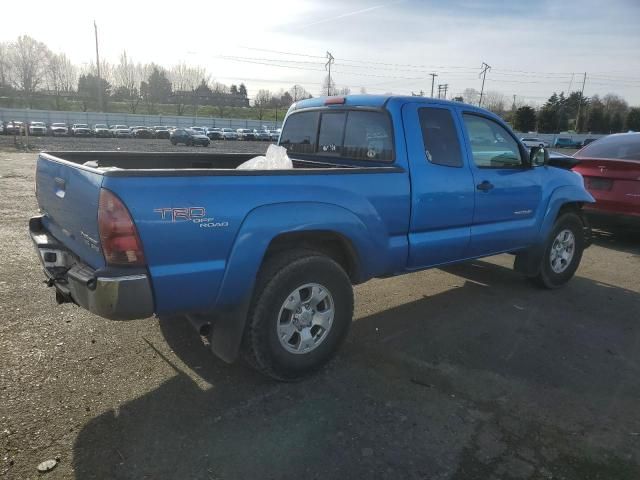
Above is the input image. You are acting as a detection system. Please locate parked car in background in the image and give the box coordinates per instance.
[0,123,3,135]
[237,128,256,140]
[572,133,640,227]
[132,126,154,139]
[206,127,223,140]
[170,128,210,146]
[72,124,92,137]
[255,129,271,141]
[191,127,207,135]
[111,125,132,138]
[582,138,598,146]
[29,122,47,136]
[5,121,25,135]
[554,137,582,148]
[269,130,281,141]
[93,124,111,138]
[219,128,238,140]
[153,126,171,139]
[49,123,69,136]
[520,137,549,148]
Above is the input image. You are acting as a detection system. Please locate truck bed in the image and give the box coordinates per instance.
[40,151,400,176]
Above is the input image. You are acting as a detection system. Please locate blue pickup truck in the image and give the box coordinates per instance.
[30,95,594,380]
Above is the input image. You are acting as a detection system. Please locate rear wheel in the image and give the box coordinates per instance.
[242,250,354,381]
[531,212,585,289]
[170,139,177,145]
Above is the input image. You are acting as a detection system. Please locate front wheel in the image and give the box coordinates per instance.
[531,212,585,289]
[242,250,354,381]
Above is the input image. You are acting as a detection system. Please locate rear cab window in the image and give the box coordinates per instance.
[279,109,394,162]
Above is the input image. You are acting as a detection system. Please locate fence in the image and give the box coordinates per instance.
[1,107,609,144]
[0,107,282,130]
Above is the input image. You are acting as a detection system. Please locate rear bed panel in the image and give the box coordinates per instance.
[36,154,105,269]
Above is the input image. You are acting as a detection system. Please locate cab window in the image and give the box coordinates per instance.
[463,114,523,168]
[418,107,463,167]
[280,109,394,162]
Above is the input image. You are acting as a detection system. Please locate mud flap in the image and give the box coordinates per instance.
[514,247,543,277]
[207,298,252,364]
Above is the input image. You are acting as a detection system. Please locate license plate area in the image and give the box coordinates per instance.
[587,177,613,191]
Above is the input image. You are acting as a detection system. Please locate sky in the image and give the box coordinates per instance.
[2,0,640,105]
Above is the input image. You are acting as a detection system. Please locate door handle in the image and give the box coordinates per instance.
[477,181,494,192]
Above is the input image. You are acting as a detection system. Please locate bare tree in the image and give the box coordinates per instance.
[482,91,507,115]
[289,84,311,101]
[602,93,628,117]
[337,86,351,95]
[113,51,145,113]
[8,35,51,106]
[0,42,9,86]
[169,63,207,115]
[320,75,337,96]
[462,88,480,105]
[46,53,77,109]
[254,89,273,120]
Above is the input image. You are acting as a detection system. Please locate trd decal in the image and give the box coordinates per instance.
[154,207,229,228]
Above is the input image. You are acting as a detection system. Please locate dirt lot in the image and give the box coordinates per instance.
[1,140,639,479]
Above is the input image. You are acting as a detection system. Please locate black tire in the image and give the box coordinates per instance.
[170,139,177,146]
[531,212,585,289]
[242,250,354,381]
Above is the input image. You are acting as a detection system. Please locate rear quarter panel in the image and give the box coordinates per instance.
[102,170,410,316]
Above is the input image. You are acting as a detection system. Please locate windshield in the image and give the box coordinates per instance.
[577,134,640,161]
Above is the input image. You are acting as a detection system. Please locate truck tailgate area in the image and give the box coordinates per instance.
[35,153,105,269]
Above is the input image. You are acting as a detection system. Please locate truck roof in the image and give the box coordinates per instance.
[292,94,491,116]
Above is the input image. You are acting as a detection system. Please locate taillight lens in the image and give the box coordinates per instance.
[98,188,145,266]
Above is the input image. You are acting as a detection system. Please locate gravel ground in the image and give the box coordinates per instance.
[1,141,640,479]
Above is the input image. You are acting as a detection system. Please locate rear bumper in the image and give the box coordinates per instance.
[584,209,640,228]
[29,216,154,320]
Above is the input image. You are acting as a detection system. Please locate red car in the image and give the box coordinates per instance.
[572,133,640,227]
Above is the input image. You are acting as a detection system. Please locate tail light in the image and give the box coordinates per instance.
[98,188,145,266]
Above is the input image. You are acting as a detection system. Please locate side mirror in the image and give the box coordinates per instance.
[530,146,549,167]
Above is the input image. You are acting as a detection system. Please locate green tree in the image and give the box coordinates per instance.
[609,112,623,133]
[77,73,110,111]
[514,106,536,132]
[238,83,247,98]
[537,107,557,133]
[140,66,171,114]
[625,108,640,131]
[586,96,609,133]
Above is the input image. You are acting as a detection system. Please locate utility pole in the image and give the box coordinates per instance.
[575,72,587,133]
[478,62,491,107]
[429,73,438,97]
[325,51,335,96]
[94,20,102,112]
[442,84,448,100]
[437,84,443,99]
